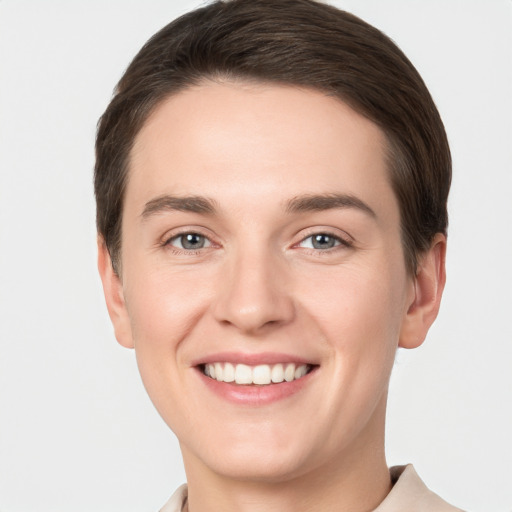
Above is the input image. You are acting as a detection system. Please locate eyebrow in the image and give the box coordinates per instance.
[141,195,217,219]
[285,193,376,218]
[140,192,376,220]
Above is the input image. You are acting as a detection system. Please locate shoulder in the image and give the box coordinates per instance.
[374,465,465,512]
[159,484,188,512]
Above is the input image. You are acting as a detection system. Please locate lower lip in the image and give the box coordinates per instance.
[197,368,316,405]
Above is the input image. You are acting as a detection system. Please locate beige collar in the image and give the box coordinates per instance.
[160,465,463,512]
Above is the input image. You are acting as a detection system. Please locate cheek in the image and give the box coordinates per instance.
[123,265,213,389]
[298,259,408,386]
[122,267,216,434]
[304,262,406,338]
[125,263,210,341]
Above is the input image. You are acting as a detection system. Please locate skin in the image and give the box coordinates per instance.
[98,81,446,512]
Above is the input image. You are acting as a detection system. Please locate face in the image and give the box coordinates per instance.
[99,81,444,484]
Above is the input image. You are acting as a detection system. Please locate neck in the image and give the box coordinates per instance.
[181,399,392,512]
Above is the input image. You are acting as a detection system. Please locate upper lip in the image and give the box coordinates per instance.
[191,352,317,367]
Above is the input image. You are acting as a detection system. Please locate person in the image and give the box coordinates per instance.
[94,0,463,510]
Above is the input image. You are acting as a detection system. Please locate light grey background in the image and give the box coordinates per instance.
[0,1,511,511]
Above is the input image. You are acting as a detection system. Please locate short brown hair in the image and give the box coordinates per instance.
[95,0,451,274]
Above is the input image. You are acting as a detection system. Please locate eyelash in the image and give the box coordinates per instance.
[163,231,214,255]
[296,231,353,253]
[162,229,352,255]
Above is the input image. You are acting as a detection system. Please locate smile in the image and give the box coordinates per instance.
[202,362,312,385]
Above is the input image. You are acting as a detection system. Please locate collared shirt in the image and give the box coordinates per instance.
[160,465,464,512]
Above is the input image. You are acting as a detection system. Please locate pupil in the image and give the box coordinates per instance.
[313,234,335,249]
[182,233,204,249]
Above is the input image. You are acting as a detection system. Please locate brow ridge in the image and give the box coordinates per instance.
[141,194,217,219]
[141,192,375,220]
[285,193,376,217]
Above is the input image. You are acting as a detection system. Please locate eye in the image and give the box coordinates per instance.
[299,233,347,250]
[167,232,211,250]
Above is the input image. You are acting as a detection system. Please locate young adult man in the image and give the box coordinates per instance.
[95,1,463,510]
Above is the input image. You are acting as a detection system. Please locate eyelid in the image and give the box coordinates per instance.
[160,226,219,251]
[297,226,353,242]
[168,233,212,249]
[293,228,354,251]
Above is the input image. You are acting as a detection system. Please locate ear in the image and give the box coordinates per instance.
[97,236,134,349]
[399,233,447,349]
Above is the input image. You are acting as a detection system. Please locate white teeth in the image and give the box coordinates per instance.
[271,363,284,383]
[284,363,295,382]
[214,362,223,381]
[294,365,307,379]
[235,364,253,384]
[253,365,271,385]
[223,362,235,382]
[203,362,311,385]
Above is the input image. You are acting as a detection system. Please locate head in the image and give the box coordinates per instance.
[95,0,450,489]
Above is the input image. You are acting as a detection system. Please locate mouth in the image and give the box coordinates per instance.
[200,362,315,385]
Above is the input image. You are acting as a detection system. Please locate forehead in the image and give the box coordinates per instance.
[127,81,396,221]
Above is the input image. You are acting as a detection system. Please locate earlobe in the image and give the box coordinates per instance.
[97,236,134,349]
[399,233,447,349]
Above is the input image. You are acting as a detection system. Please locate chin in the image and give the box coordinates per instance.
[181,424,326,484]
[209,452,311,483]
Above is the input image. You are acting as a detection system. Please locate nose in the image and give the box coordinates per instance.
[212,248,295,335]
